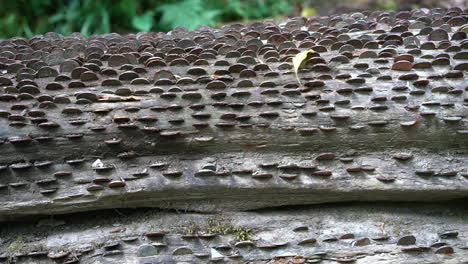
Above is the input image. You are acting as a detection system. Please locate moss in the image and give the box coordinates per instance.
[27,243,47,253]
[185,221,201,235]
[233,227,252,242]
[6,237,47,256]
[6,236,25,254]
[206,217,234,235]
[176,217,253,241]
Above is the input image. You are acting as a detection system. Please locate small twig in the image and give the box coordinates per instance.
[113,209,126,217]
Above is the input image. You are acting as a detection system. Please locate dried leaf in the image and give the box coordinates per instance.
[301,7,317,17]
[380,222,387,235]
[292,49,314,86]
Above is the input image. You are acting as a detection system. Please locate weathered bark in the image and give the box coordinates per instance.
[0,7,467,264]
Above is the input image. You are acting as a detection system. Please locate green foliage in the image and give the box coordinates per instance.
[158,0,221,31]
[0,0,301,38]
[132,11,156,32]
[215,0,296,21]
[376,0,398,10]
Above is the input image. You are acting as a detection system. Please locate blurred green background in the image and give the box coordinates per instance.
[0,0,463,39]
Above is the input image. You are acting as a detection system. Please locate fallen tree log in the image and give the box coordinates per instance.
[0,7,467,264]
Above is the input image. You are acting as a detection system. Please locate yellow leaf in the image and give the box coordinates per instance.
[301,8,317,17]
[292,49,314,86]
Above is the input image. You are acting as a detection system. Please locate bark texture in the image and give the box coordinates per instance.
[0,7,467,264]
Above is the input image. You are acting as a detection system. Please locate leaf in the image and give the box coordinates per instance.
[132,11,154,32]
[118,0,138,16]
[49,13,65,23]
[301,7,317,17]
[22,23,33,39]
[100,9,111,34]
[292,49,314,86]
[80,14,95,36]
[157,0,219,31]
